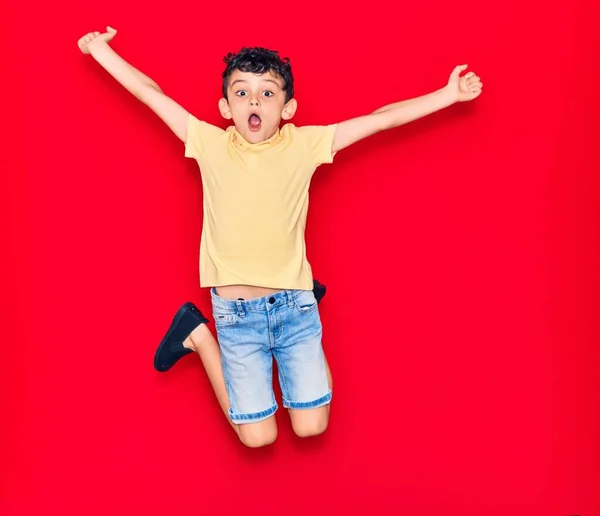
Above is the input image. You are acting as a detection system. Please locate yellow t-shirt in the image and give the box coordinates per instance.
[184,114,337,290]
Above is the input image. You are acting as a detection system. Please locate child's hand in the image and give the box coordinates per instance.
[78,26,117,54]
[446,65,483,102]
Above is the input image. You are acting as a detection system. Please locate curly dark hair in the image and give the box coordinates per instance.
[221,47,294,103]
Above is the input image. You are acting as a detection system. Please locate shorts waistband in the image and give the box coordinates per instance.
[210,288,300,313]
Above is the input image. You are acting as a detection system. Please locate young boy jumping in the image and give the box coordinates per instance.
[78,26,483,448]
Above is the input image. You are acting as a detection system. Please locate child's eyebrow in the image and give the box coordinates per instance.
[230,79,281,88]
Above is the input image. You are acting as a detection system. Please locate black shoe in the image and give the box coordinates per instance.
[313,279,326,304]
[154,302,209,372]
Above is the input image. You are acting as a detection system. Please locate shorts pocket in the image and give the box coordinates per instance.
[293,290,317,314]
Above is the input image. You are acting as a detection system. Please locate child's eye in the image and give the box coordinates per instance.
[236,91,247,97]
[262,91,274,97]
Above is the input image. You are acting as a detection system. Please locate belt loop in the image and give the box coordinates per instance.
[286,290,294,307]
[235,299,245,317]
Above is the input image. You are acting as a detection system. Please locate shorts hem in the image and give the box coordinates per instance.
[283,391,332,410]
[228,403,278,424]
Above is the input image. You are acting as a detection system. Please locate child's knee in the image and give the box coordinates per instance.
[237,421,278,448]
[291,409,329,438]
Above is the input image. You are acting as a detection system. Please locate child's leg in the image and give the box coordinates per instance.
[272,289,333,438]
[155,304,277,448]
[183,324,278,447]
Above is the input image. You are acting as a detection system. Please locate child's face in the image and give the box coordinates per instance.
[219,70,297,144]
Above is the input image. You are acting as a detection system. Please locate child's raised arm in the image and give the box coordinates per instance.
[78,27,190,143]
[331,65,483,154]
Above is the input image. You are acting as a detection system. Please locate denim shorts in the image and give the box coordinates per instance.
[210,288,332,424]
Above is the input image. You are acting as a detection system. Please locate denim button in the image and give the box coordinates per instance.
[269,297,276,304]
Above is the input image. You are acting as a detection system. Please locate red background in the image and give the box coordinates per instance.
[1,0,599,514]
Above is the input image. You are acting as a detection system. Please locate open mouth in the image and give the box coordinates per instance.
[248,114,262,131]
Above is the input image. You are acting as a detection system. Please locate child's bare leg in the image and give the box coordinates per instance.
[154,303,277,448]
[182,325,232,426]
[183,323,277,448]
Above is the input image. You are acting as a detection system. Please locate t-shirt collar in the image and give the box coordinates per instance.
[229,126,282,148]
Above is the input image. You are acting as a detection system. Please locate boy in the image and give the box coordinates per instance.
[78,26,483,448]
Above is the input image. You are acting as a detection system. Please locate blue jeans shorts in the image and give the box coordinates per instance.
[210,288,332,424]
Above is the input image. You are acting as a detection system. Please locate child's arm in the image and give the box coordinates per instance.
[78,27,189,143]
[331,65,483,153]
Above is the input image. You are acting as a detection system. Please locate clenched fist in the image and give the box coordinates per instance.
[78,26,117,54]
[447,65,483,102]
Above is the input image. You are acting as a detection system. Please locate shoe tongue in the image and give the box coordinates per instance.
[249,114,261,127]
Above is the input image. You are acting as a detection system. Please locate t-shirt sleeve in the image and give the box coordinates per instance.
[184,114,225,160]
[297,124,338,165]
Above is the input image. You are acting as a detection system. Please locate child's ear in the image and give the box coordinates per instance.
[281,98,297,121]
[218,98,233,120]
